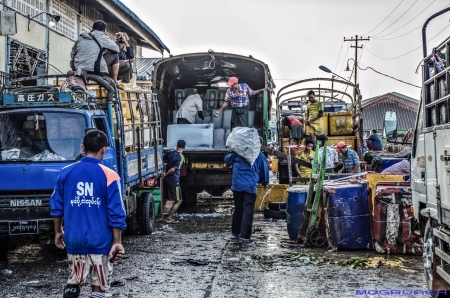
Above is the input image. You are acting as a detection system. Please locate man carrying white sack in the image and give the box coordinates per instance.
[224,127,269,244]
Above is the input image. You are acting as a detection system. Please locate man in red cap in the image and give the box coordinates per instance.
[214,77,265,128]
[336,141,360,174]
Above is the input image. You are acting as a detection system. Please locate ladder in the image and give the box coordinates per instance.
[296,135,329,246]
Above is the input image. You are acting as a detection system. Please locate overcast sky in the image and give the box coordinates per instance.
[122,0,450,102]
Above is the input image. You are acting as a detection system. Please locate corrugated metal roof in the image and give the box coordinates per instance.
[361,92,419,131]
[136,58,162,81]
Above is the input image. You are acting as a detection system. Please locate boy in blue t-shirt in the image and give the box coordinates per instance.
[157,140,186,224]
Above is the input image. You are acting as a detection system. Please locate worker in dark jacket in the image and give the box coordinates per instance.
[225,151,269,244]
[366,129,383,151]
[115,32,134,83]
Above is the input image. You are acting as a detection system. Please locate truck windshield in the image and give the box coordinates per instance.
[0,112,86,161]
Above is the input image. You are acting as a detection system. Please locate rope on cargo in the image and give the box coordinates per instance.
[208,49,215,69]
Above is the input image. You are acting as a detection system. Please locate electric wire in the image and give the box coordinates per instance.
[374,0,436,39]
[333,40,344,73]
[372,0,419,37]
[374,1,449,41]
[356,64,420,88]
[365,23,450,60]
[363,0,404,36]
[330,40,344,89]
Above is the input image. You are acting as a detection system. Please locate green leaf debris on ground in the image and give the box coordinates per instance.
[250,253,406,271]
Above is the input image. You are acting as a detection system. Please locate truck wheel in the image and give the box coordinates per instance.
[138,192,155,235]
[424,219,448,296]
[0,235,9,263]
[126,213,139,235]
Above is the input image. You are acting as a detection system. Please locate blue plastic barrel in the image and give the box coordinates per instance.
[286,186,309,241]
[324,182,371,249]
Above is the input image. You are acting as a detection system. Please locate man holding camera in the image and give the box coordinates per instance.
[115,32,135,83]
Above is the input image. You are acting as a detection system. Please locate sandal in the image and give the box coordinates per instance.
[165,219,179,224]
[156,217,165,222]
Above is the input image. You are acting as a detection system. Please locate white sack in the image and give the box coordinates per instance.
[226,127,260,165]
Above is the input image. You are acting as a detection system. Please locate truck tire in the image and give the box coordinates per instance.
[424,219,449,296]
[268,202,287,211]
[125,213,139,235]
[138,192,155,235]
[263,208,286,220]
[0,235,9,263]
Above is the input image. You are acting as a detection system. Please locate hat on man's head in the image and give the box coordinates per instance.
[336,141,346,152]
[92,20,107,31]
[226,77,238,86]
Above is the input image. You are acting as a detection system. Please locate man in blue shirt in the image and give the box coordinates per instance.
[157,140,186,224]
[214,76,265,128]
[50,130,126,298]
[225,149,269,244]
[366,129,383,151]
[336,141,361,174]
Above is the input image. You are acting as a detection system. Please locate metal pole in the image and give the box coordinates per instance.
[331,75,334,100]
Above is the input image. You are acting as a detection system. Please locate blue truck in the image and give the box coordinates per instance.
[0,74,163,259]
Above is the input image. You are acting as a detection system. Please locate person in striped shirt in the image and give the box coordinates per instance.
[214,77,265,129]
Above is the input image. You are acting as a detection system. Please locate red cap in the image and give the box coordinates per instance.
[226,77,238,86]
[336,141,346,152]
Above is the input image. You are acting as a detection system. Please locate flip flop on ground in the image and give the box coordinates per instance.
[165,219,179,224]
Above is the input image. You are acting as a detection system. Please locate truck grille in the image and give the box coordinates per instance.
[0,190,53,208]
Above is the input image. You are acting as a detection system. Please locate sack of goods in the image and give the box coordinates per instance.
[226,127,260,165]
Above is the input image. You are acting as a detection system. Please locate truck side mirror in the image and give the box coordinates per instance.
[383,111,398,140]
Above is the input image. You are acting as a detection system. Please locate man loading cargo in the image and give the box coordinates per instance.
[214,77,265,128]
[336,141,360,174]
[282,116,304,145]
[304,90,324,144]
[176,88,207,124]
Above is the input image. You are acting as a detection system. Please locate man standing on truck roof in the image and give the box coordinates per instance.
[157,140,186,224]
[214,77,265,129]
[336,141,360,174]
[50,130,127,298]
[70,20,121,86]
[304,90,324,144]
[176,88,207,124]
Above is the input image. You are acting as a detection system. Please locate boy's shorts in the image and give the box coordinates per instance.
[166,186,182,202]
[67,254,113,291]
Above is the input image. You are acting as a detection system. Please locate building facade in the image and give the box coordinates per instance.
[0,0,168,85]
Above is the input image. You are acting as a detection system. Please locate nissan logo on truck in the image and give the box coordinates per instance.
[10,199,43,207]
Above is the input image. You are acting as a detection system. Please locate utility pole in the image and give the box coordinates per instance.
[344,35,369,158]
[343,35,370,99]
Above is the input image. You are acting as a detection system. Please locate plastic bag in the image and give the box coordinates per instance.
[226,127,260,165]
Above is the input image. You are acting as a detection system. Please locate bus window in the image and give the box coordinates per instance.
[438,102,448,124]
[437,76,447,98]
[428,106,437,127]
[427,83,435,104]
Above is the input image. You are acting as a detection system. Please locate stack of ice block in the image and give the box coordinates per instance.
[167,124,214,149]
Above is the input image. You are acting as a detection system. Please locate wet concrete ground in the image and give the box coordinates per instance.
[0,196,426,298]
